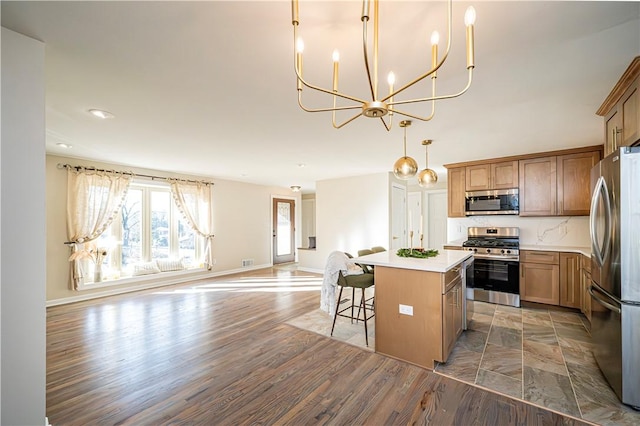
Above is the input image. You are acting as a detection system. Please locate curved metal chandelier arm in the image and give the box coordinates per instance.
[298,91,364,113]
[333,111,364,129]
[293,26,367,105]
[381,0,453,103]
[389,68,473,109]
[362,16,376,100]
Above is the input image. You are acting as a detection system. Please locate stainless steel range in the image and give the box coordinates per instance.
[464,227,520,307]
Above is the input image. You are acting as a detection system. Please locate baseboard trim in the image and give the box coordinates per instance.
[297,266,324,274]
[46,263,273,307]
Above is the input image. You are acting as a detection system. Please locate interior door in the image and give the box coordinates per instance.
[427,190,448,249]
[391,183,407,251]
[273,198,295,264]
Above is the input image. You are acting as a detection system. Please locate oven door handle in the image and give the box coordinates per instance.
[471,254,519,261]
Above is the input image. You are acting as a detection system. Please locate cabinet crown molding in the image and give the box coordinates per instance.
[596,56,640,117]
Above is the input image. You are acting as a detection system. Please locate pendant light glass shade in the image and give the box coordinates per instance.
[418,139,438,187]
[394,157,419,180]
[393,120,418,180]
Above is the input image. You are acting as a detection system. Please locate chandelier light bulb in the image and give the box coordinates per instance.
[332,49,340,62]
[430,31,440,46]
[387,71,396,86]
[296,37,305,53]
[464,6,476,26]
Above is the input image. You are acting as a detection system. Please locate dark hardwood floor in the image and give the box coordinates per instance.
[47,267,590,425]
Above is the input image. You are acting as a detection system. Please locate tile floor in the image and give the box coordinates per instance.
[436,300,640,425]
[287,298,640,426]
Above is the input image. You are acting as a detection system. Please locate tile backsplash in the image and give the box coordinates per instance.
[447,216,590,247]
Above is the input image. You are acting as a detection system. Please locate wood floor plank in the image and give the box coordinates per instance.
[46,267,590,425]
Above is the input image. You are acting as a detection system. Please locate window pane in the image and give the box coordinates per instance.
[151,191,170,259]
[121,189,142,269]
[277,201,292,256]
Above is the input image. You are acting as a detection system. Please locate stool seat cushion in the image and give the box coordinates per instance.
[338,271,374,289]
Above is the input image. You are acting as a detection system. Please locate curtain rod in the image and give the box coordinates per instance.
[57,163,214,186]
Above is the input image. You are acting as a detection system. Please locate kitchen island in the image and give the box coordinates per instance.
[356,250,473,370]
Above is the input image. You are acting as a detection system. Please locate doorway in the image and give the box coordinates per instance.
[391,183,407,251]
[273,198,295,264]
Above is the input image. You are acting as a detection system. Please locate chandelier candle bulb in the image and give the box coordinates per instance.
[296,38,304,90]
[333,50,339,91]
[430,31,439,77]
[465,6,476,69]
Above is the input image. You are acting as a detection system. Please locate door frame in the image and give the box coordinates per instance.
[271,195,298,265]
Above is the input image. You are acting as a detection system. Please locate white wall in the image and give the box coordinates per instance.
[1,28,47,425]
[46,155,299,303]
[448,215,591,248]
[303,172,390,271]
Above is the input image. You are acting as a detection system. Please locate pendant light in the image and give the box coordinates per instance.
[393,120,418,180]
[418,139,438,187]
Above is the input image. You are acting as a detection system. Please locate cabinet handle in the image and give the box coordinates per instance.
[613,127,622,150]
[521,265,524,278]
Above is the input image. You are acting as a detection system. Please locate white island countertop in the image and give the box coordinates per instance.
[354,249,473,273]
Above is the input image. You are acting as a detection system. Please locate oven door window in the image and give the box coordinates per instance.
[472,258,519,294]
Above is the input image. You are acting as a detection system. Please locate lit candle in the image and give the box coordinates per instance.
[430,31,439,78]
[464,6,476,69]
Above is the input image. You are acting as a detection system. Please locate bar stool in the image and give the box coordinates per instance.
[330,267,375,346]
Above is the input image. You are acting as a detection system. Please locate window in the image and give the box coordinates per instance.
[86,180,203,283]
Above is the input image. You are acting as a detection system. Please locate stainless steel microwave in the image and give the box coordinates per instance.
[465,188,519,215]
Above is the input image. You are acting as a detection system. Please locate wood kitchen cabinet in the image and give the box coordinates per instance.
[598,57,640,156]
[519,151,600,216]
[557,151,601,216]
[465,161,518,191]
[519,157,557,216]
[520,250,560,305]
[442,277,463,359]
[559,252,581,308]
[448,167,466,218]
[445,145,602,218]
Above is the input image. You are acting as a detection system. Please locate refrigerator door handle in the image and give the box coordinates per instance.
[590,176,612,267]
[589,284,621,314]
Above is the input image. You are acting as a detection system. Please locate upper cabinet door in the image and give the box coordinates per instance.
[519,156,557,216]
[448,167,466,218]
[465,164,491,191]
[622,81,639,147]
[465,161,518,191]
[557,151,601,216]
[491,161,519,189]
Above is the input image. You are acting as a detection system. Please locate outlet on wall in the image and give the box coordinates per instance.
[399,304,414,316]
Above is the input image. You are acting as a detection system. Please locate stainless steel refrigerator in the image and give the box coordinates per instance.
[590,146,640,409]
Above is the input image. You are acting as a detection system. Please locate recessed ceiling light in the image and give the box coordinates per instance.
[56,143,72,149]
[88,109,115,119]
[290,185,301,192]
[297,163,306,168]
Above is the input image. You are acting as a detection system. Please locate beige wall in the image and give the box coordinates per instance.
[46,155,300,303]
[300,172,392,271]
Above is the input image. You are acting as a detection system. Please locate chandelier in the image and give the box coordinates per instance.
[290,0,476,130]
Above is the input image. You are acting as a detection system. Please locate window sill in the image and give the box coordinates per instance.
[78,267,207,291]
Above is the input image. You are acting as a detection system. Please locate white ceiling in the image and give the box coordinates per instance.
[2,1,639,192]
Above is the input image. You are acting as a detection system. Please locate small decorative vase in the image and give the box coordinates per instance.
[94,269,102,283]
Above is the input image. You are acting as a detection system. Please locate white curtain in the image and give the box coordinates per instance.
[66,167,131,289]
[169,180,215,269]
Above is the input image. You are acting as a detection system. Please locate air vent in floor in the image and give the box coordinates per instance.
[241,259,254,267]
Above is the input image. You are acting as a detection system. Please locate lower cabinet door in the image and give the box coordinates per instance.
[520,262,559,305]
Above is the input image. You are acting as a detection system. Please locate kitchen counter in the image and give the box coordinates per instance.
[520,245,591,257]
[354,249,472,273]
